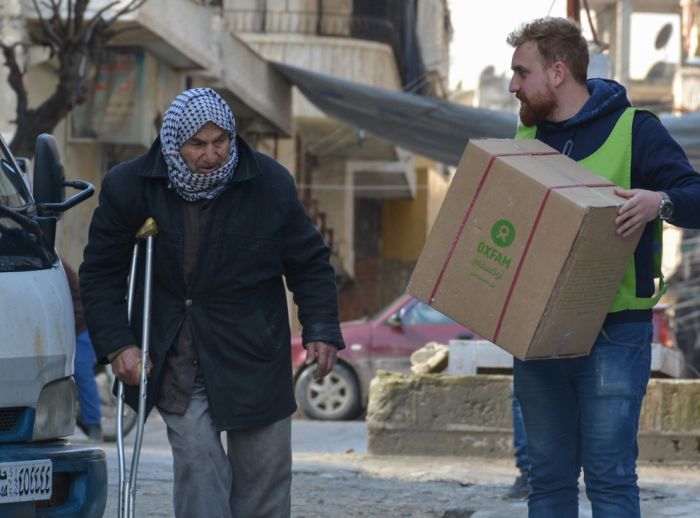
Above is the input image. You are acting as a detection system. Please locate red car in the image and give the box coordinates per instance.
[291,294,474,420]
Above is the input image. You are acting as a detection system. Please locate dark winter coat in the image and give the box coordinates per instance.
[79,135,344,430]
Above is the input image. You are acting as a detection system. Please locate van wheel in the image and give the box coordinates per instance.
[295,363,361,420]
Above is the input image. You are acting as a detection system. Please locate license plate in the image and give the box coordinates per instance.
[0,459,52,504]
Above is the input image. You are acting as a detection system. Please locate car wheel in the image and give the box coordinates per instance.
[295,363,361,420]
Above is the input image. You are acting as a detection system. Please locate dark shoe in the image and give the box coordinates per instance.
[77,421,103,442]
[504,471,530,500]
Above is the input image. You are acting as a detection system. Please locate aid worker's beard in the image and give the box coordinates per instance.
[518,86,557,127]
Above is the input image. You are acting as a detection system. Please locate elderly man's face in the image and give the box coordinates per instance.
[180,122,231,174]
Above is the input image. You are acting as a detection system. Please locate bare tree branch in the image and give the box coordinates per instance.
[67,0,74,36]
[77,0,146,43]
[47,0,67,40]
[104,0,148,26]
[31,0,63,49]
[1,43,29,119]
[5,0,152,156]
[76,0,120,41]
[73,0,90,34]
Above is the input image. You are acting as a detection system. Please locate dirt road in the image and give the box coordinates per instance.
[74,416,700,517]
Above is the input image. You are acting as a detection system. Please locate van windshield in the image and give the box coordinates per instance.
[0,137,52,271]
[0,139,31,209]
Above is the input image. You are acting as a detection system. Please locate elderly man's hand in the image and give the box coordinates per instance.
[112,346,152,386]
[304,341,338,380]
[613,188,663,237]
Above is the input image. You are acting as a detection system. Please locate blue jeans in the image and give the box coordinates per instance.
[512,394,530,474]
[513,322,653,518]
[75,330,101,426]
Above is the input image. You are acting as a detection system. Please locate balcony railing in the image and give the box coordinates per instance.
[225,9,399,57]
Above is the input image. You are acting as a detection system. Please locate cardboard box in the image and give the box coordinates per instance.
[407,139,642,360]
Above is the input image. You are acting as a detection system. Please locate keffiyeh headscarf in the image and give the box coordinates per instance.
[160,88,239,202]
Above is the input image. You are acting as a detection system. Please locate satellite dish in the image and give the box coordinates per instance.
[655,23,673,50]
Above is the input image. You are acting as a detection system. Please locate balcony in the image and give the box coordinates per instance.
[224,6,420,90]
[224,8,400,60]
[227,8,353,34]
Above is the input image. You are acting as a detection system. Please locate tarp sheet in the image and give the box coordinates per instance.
[275,63,700,166]
[275,63,517,166]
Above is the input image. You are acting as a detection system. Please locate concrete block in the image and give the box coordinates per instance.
[367,371,700,464]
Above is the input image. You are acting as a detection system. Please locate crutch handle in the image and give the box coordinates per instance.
[136,217,158,240]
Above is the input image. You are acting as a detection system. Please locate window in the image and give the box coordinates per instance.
[402,301,456,326]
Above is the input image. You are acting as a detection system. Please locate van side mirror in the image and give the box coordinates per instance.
[32,134,94,250]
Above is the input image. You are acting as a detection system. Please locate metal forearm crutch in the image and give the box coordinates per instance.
[117,217,158,518]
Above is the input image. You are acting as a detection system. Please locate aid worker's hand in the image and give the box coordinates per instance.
[613,188,663,238]
[112,345,152,386]
[304,341,338,380]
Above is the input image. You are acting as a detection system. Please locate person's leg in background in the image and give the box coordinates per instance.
[577,322,653,518]
[505,393,531,499]
[74,329,102,441]
[514,357,581,518]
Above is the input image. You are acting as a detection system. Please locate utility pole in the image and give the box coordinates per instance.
[567,0,581,22]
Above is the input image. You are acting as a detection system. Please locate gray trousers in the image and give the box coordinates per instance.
[159,378,292,518]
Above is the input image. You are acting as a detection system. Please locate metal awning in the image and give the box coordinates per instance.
[274,63,517,166]
[275,63,700,167]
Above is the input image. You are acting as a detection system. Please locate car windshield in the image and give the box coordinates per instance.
[370,299,400,321]
[0,135,50,271]
[402,301,457,325]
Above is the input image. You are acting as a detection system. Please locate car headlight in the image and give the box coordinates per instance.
[32,377,76,441]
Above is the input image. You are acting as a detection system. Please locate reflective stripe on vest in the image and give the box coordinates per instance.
[515,108,664,312]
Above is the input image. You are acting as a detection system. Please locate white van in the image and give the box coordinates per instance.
[0,133,107,517]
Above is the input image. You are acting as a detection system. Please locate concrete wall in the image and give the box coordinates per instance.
[416,0,450,89]
[380,168,429,262]
[310,156,353,276]
[425,162,450,234]
[240,33,402,119]
[0,0,23,138]
[367,371,700,464]
[380,164,450,261]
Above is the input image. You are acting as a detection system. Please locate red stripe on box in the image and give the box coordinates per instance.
[428,150,559,304]
[491,181,616,341]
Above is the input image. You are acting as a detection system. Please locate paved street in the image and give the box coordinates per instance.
[71,415,700,517]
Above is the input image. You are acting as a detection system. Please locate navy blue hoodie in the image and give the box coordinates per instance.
[532,79,700,323]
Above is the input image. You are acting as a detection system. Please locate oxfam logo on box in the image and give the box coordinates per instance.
[491,219,516,248]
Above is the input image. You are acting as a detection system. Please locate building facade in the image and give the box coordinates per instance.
[1,0,454,324]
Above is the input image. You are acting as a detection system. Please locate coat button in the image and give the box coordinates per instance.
[185,299,193,307]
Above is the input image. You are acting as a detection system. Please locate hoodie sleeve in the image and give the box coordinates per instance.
[632,111,700,229]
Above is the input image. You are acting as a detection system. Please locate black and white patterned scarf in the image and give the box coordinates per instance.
[160,88,239,202]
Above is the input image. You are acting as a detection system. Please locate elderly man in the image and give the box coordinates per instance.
[80,88,344,518]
